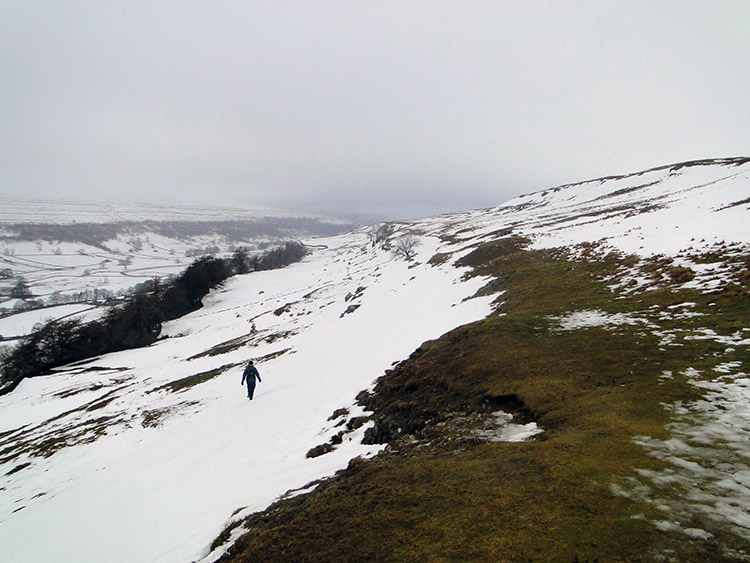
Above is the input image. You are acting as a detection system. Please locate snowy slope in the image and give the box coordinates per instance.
[0,158,748,562]
[0,228,496,563]
[414,156,750,257]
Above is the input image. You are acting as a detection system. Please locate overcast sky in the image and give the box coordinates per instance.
[1,2,748,220]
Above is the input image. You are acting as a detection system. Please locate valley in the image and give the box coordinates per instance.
[0,200,355,343]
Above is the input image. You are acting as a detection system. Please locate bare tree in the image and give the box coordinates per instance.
[392,235,421,261]
[367,223,396,248]
[10,279,32,299]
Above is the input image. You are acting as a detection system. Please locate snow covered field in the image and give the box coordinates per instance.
[0,158,749,561]
[0,304,101,339]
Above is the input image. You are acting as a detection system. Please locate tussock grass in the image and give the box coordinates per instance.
[141,401,199,428]
[188,335,255,360]
[153,362,240,394]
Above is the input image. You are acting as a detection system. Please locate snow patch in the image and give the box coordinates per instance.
[550,309,654,331]
[630,365,750,541]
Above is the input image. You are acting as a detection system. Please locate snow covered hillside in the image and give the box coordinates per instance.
[0,223,496,562]
[412,156,749,257]
[0,157,749,562]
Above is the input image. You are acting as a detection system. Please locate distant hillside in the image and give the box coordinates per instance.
[0,200,355,250]
[0,201,357,343]
[0,218,353,248]
[0,199,354,226]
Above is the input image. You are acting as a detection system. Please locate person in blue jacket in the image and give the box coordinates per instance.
[241,360,261,400]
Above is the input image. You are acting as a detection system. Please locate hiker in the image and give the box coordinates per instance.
[241,360,261,400]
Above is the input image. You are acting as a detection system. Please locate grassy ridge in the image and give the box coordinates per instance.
[218,238,750,561]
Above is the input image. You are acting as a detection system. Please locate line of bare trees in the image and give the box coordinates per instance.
[0,242,308,395]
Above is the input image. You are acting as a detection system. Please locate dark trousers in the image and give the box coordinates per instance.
[246,379,256,399]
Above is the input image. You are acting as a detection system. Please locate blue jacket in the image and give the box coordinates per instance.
[241,363,261,385]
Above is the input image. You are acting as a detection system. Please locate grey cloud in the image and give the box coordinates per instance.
[1,2,748,220]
